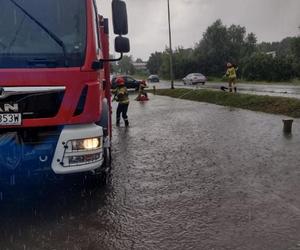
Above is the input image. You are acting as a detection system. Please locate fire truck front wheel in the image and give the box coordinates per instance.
[89,146,111,186]
[95,100,111,185]
[100,146,112,185]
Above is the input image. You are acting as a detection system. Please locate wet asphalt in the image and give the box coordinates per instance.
[152,80,300,99]
[0,93,300,250]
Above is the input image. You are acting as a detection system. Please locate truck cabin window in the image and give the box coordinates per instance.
[0,0,86,68]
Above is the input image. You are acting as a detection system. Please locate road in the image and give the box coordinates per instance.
[0,94,300,250]
[148,80,300,99]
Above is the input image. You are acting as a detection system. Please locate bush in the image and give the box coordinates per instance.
[241,53,295,81]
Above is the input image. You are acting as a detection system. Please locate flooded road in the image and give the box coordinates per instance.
[199,82,300,99]
[1,94,300,250]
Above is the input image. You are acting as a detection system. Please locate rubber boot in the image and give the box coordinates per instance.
[116,119,120,127]
[234,87,237,93]
[125,120,129,127]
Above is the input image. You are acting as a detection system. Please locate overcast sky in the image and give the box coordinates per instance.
[96,0,300,61]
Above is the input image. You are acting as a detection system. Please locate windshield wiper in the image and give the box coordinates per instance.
[27,58,58,68]
[8,0,69,67]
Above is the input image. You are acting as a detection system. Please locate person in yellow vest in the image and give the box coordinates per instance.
[113,77,130,127]
[225,62,238,93]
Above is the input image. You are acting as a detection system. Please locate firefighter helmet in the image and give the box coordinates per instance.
[116,77,125,85]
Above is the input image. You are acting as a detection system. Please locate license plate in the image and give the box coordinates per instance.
[0,113,22,125]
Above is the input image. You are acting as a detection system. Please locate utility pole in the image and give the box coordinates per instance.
[167,0,174,89]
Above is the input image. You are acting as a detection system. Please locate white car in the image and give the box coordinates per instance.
[147,74,160,82]
[183,73,207,85]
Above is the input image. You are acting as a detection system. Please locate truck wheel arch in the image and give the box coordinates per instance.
[97,99,110,137]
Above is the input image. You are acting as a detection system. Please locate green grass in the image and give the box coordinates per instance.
[206,76,227,82]
[151,88,300,118]
[132,73,148,80]
[289,78,300,85]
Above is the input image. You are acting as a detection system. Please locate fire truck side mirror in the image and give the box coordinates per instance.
[112,0,128,35]
[115,36,130,53]
[96,0,130,66]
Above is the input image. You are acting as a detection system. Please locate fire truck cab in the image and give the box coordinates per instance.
[0,0,129,184]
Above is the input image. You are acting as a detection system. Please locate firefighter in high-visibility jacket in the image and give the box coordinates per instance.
[113,77,130,127]
[136,80,148,101]
[225,62,238,93]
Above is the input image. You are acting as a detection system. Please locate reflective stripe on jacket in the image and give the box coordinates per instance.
[115,86,129,104]
[226,67,237,79]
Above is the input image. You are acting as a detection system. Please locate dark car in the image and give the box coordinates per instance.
[147,74,160,82]
[111,75,141,90]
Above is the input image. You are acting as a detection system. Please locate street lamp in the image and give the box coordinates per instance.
[167,0,174,89]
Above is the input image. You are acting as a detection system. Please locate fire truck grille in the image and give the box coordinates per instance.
[1,92,65,119]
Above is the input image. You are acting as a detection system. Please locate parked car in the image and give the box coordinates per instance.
[111,75,141,90]
[183,73,207,85]
[148,74,160,82]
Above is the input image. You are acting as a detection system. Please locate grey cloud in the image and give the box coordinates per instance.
[97,0,300,60]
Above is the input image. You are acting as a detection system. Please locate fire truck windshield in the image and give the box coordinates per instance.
[0,0,87,68]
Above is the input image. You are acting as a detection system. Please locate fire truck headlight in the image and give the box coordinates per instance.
[83,138,100,150]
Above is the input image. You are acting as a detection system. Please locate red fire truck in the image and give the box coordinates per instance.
[0,0,129,184]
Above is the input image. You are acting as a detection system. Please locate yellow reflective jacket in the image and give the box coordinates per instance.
[114,86,129,104]
[226,67,237,79]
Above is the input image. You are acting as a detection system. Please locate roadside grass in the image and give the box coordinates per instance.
[290,78,300,85]
[132,74,148,80]
[151,88,300,118]
[206,76,227,82]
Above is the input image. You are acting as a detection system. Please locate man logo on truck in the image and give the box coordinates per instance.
[0,104,19,113]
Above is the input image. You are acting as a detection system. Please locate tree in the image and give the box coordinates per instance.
[159,50,171,79]
[147,52,163,74]
[227,24,246,64]
[256,36,299,79]
[194,19,231,76]
[242,53,294,81]
[146,19,298,81]
[243,32,257,57]
[135,58,143,63]
[172,47,197,79]
[291,37,300,77]
[257,37,295,57]
[118,55,135,75]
